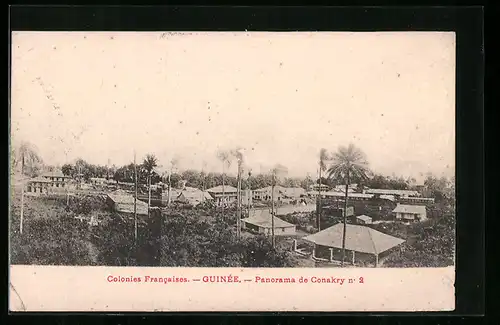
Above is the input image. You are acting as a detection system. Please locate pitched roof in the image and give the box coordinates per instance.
[392,204,426,214]
[323,191,374,199]
[303,223,405,254]
[242,212,295,229]
[356,215,373,222]
[282,187,306,197]
[28,176,52,183]
[42,170,69,178]
[206,185,238,193]
[365,189,419,196]
[107,191,149,215]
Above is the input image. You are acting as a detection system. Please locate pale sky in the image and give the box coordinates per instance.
[10,32,455,181]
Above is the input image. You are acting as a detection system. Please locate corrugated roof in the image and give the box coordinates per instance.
[28,177,52,183]
[42,170,69,178]
[206,185,238,193]
[303,223,405,254]
[356,215,373,222]
[392,204,426,214]
[242,213,295,229]
[323,191,374,198]
[365,189,419,196]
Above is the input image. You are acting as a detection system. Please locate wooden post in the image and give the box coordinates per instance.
[312,244,316,259]
[375,254,379,267]
[329,248,334,262]
[134,152,138,243]
[352,250,356,265]
[292,239,297,251]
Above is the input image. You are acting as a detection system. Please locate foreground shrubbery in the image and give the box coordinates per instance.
[10,195,298,267]
[370,215,455,267]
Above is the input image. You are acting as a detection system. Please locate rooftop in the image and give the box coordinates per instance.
[365,189,419,196]
[356,215,373,222]
[41,170,69,178]
[303,223,405,255]
[392,204,427,214]
[206,185,238,193]
[242,213,295,229]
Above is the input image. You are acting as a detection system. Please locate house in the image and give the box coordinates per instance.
[322,191,374,201]
[355,215,373,225]
[90,177,107,186]
[242,209,296,236]
[25,177,52,195]
[309,183,330,192]
[107,190,149,215]
[398,196,435,205]
[252,186,284,201]
[206,185,238,205]
[392,204,427,222]
[303,223,405,267]
[364,188,419,198]
[175,188,214,206]
[41,170,71,189]
[281,187,307,201]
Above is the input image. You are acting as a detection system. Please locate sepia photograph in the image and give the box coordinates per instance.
[9,31,456,311]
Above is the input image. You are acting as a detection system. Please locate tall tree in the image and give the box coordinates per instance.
[317,148,330,231]
[269,164,288,248]
[142,154,158,217]
[327,144,370,266]
[216,150,232,216]
[231,148,245,239]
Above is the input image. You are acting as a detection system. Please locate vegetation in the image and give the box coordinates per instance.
[370,215,455,267]
[326,143,371,266]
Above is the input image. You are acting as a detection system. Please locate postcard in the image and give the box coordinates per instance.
[9,31,456,312]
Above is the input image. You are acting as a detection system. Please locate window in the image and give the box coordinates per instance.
[282,227,286,232]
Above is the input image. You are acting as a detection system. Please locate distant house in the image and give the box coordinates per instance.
[206,185,238,205]
[398,196,435,205]
[41,170,70,189]
[175,188,214,206]
[364,188,419,198]
[355,215,373,225]
[252,186,283,201]
[26,177,52,195]
[323,191,374,201]
[281,187,307,200]
[90,177,107,186]
[392,204,427,222]
[107,190,149,215]
[242,209,296,236]
[309,183,330,192]
[303,223,405,267]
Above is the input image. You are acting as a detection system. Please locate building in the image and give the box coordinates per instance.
[303,223,405,267]
[355,215,373,225]
[398,196,435,205]
[392,204,427,222]
[252,186,284,201]
[107,190,149,215]
[309,183,330,192]
[206,185,238,205]
[323,191,374,201]
[25,177,52,194]
[364,188,419,198]
[175,188,214,206]
[90,177,107,186]
[41,170,71,189]
[242,209,296,236]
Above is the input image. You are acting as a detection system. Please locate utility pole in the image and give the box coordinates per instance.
[317,167,322,231]
[341,169,350,267]
[20,152,24,235]
[236,162,242,239]
[134,151,138,243]
[271,172,276,249]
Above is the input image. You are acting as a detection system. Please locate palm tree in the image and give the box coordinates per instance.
[231,148,245,238]
[317,148,330,231]
[216,150,232,215]
[326,144,370,266]
[142,154,158,217]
